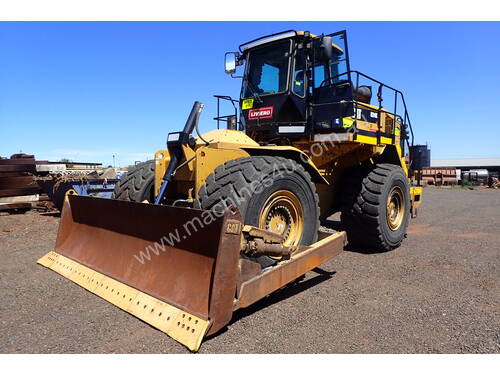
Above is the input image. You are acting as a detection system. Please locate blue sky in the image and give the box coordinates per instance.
[0,21,499,167]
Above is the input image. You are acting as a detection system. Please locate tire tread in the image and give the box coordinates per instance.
[112,160,155,202]
[341,163,409,251]
[198,156,320,245]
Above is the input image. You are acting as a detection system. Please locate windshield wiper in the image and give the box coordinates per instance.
[243,77,264,104]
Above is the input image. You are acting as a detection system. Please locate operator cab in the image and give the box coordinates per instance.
[225,30,363,142]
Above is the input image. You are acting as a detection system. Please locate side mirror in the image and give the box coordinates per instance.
[225,52,239,75]
[320,36,333,61]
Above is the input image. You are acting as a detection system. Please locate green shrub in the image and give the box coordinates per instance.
[461,180,475,189]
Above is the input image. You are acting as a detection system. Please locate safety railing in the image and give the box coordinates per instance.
[314,70,414,165]
[213,95,239,130]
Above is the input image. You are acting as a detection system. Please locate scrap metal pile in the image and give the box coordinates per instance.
[0,154,39,213]
[37,168,119,211]
[489,177,500,189]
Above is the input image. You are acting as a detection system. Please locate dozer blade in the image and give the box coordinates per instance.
[37,195,242,352]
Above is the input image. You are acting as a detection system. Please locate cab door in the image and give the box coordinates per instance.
[312,30,354,132]
[286,41,308,123]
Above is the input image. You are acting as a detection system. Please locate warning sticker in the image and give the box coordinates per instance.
[242,98,254,110]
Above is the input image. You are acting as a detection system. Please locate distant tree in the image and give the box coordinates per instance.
[59,158,72,163]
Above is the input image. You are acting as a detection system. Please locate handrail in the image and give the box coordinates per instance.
[213,95,239,130]
[317,70,414,162]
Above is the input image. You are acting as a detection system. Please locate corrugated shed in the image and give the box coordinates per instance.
[431,158,500,168]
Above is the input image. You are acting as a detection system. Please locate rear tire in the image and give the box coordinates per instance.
[341,163,410,252]
[112,160,155,203]
[197,156,320,247]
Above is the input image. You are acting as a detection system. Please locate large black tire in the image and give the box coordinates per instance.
[112,160,155,203]
[197,156,320,247]
[341,163,410,252]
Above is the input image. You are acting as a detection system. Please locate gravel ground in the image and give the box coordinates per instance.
[0,187,499,353]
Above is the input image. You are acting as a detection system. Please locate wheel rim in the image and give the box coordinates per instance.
[258,190,304,246]
[386,186,405,231]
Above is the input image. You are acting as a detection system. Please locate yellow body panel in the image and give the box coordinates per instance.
[395,144,409,176]
[343,101,401,148]
[410,186,423,213]
[154,150,171,196]
[153,127,419,216]
[155,129,330,198]
[196,129,259,148]
[243,145,329,184]
[194,147,250,196]
[355,134,378,145]
[381,136,393,144]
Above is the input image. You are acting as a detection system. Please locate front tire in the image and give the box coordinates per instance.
[197,156,320,247]
[112,160,155,203]
[341,163,410,251]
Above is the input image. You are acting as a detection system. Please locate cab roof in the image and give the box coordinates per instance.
[239,30,343,54]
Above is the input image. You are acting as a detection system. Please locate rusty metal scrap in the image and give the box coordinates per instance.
[0,154,39,199]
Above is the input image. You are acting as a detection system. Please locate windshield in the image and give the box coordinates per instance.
[242,40,291,98]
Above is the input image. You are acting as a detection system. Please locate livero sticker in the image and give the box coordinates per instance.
[248,106,274,120]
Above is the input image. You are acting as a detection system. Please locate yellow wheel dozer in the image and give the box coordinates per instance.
[38,194,346,351]
[38,30,422,351]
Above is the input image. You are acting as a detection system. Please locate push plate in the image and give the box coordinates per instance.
[37,251,211,352]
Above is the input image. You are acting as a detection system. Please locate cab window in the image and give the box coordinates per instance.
[313,64,326,87]
[292,53,306,97]
[242,40,291,98]
[329,33,349,82]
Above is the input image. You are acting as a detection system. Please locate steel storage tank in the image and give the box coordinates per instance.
[409,145,431,170]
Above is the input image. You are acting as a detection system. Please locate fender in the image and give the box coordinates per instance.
[242,145,329,184]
